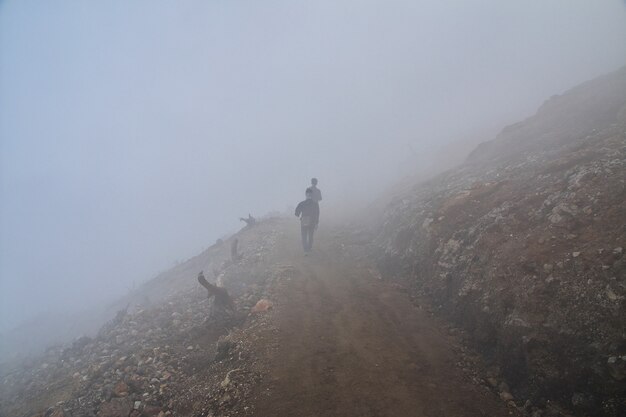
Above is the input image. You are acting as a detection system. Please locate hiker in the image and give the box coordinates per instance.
[295,188,320,254]
[309,178,322,203]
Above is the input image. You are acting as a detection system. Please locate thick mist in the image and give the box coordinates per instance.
[1,0,625,338]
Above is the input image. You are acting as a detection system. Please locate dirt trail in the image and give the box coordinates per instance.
[252,224,515,417]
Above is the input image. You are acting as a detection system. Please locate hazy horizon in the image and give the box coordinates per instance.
[2,0,626,334]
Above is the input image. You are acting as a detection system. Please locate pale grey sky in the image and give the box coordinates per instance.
[1,0,625,332]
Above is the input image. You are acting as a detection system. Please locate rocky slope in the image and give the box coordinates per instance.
[3,67,625,417]
[373,67,626,416]
[0,220,285,417]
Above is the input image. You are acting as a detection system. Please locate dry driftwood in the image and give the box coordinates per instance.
[239,214,256,227]
[197,271,235,312]
[231,238,243,262]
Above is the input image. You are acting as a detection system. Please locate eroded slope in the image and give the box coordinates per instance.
[374,68,626,416]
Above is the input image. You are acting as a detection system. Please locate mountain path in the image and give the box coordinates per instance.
[249,223,516,417]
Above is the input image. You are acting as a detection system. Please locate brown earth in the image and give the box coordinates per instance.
[251,224,517,417]
[1,219,519,417]
[370,67,626,416]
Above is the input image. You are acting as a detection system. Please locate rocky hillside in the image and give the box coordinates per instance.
[373,67,626,416]
[2,67,625,417]
[0,220,285,417]
[0,218,273,363]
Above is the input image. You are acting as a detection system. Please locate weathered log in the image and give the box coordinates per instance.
[197,271,235,312]
[231,238,243,262]
[239,214,256,227]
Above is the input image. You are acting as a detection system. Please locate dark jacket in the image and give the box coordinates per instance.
[310,186,322,202]
[295,199,320,227]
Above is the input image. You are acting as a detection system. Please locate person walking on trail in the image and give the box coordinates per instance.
[309,178,322,203]
[295,188,320,254]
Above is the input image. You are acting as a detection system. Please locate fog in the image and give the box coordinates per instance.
[1,0,625,337]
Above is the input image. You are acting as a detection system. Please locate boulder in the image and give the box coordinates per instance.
[251,299,273,313]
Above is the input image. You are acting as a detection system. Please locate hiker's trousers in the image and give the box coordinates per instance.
[301,224,315,252]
